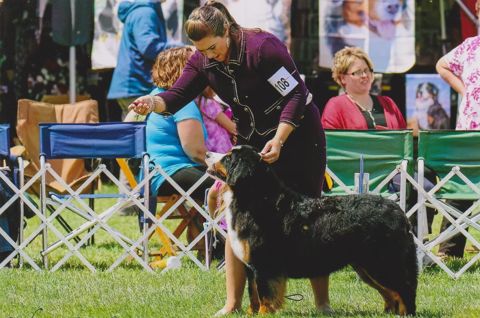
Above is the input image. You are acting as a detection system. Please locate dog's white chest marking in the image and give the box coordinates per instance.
[222,190,248,264]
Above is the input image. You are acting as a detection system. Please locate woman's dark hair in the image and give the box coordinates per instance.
[184,1,240,41]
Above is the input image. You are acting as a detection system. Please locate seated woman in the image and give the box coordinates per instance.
[321,46,405,130]
[144,46,214,221]
[321,47,436,257]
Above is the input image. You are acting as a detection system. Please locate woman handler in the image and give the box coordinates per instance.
[129,1,328,314]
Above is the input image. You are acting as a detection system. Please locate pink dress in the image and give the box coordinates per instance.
[196,96,234,153]
[444,36,480,130]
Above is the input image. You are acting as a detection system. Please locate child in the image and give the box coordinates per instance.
[196,87,236,153]
[196,88,236,256]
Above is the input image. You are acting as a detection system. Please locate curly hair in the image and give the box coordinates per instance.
[151,46,194,89]
[331,47,374,87]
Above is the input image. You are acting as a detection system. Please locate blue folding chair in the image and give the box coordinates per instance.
[37,122,152,271]
[0,124,38,269]
[0,124,17,267]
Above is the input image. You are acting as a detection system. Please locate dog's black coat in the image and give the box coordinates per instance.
[210,145,418,315]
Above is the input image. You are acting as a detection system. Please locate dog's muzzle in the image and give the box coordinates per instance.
[205,151,227,180]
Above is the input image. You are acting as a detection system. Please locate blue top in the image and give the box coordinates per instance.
[107,0,179,99]
[146,87,207,195]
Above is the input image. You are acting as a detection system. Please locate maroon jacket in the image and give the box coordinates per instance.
[321,94,406,130]
[157,29,311,141]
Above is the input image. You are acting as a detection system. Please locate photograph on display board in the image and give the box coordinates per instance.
[162,0,184,43]
[92,0,122,70]
[318,0,415,73]
[92,0,183,70]
[406,74,451,136]
[202,0,292,50]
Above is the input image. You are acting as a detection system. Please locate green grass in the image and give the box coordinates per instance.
[1,266,480,317]
[1,184,480,317]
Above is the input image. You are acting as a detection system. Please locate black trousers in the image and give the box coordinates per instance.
[438,200,473,257]
[146,166,214,220]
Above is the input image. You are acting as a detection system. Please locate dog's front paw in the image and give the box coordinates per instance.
[316,303,334,315]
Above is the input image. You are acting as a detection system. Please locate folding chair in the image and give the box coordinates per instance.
[0,124,42,269]
[324,130,414,210]
[0,124,22,268]
[151,195,206,260]
[132,163,216,271]
[118,111,214,270]
[16,99,99,240]
[37,122,152,272]
[116,158,206,268]
[411,130,480,278]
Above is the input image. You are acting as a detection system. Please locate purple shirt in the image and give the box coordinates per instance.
[157,29,311,141]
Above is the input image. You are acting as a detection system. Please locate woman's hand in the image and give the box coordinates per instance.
[260,138,283,164]
[260,122,294,164]
[128,95,165,115]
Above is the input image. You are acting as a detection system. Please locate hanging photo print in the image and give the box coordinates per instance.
[406,74,452,136]
[202,0,292,50]
[92,0,184,70]
[319,0,415,73]
[92,0,122,70]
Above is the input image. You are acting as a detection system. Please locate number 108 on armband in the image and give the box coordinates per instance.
[267,66,298,96]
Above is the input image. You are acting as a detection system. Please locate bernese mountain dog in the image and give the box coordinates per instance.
[206,145,417,316]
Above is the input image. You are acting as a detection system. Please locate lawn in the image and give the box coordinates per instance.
[1,185,480,317]
[1,264,480,318]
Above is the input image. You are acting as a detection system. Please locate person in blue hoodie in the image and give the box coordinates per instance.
[108,0,181,212]
[108,0,180,117]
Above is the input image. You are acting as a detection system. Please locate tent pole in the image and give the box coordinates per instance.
[440,0,447,54]
[69,0,76,104]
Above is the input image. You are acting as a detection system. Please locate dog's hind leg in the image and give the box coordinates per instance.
[255,275,287,314]
[246,267,260,314]
[352,265,407,315]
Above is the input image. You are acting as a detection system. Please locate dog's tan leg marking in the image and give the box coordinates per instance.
[258,277,286,314]
[240,240,250,264]
[353,266,407,315]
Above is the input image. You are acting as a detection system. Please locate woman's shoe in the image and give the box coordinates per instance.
[214,307,242,316]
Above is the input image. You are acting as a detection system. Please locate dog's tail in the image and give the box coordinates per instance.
[400,235,418,316]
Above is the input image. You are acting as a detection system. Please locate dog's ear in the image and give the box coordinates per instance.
[225,147,262,187]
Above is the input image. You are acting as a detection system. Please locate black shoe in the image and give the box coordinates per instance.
[0,251,12,268]
[118,206,139,216]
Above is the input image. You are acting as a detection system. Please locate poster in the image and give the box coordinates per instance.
[91,0,122,70]
[406,74,451,135]
[203,0,292,50]
[162,0,185,43]
[91,0,184,70]
[319,0,415,73]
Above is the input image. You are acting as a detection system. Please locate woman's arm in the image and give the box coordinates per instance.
[321,97,345,129]
[436,56,465,96]
[177,119,207,165]
[257,37,308,127]
[129,53,209,115]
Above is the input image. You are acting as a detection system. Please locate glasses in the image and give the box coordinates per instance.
[347,68,373,77]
